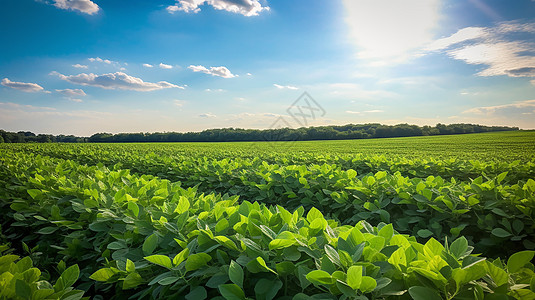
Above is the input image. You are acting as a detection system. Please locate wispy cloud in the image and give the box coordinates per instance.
[463,99,535,114]
[199,112,216,118]
[346,109,383,114]
[72,64,88,69]
[167,0,269,17]
[427,21,535,78]
[274,84,298,90]
[52,71,184,91]
[1,78,46,93]
[52,0,99,15]
[173,100,186,107]
[143,63,154,68]
[159,63,173,69]
[56,88,86,97]
[188,65,236,78]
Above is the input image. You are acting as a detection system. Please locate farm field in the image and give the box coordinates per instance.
[1,131,535,299]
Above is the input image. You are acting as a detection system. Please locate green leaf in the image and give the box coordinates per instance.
[27,189,42,199]
[126,259,135,273]
[158,276,180,285]
[173,248,190,267]
[219,284,246,300]
[175,196,190,214]
[306,207,324,223]
[142,233,158,255]
[58,265,79,288]
[306,270,335,285]
[408,286,442,300]
[37,227,58,235]
[269,239,295,250]
[417,229,433,238]
[247,257,276,274]
[324,245,342,267]
[359,276,377,293]
[185,253,212,272]
[346,266,362,290]
[229,260,244,288]
[378,223,394,242]
[127,202,139,217]
[450,237,468,259]
[485,261,508,286]
[89,268,117,281]
[491,228,512,238]
[507,250,535,273]
[122,272,142,289]
[144,255,173,269]
[186,286,207,300]
[254,278,283,300]
[15,279,31,300]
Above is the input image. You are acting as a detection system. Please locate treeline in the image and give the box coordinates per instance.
[0,130,86,143]
[0,123,518,143]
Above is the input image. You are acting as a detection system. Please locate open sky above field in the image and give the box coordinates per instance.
[1,0,535,135]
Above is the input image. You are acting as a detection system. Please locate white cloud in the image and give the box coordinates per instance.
[342,0,440,63]
[427,21,535,78]
[199,112,216,118]
[273,84,298,90]
[159,63,173,69]
[167,0,269,17]
[346,110,361,114]
[1,78,45,93]
[188,65,236,78]
[88,57,120,66]
[246,73,252,76]
[346,109,383,114]
[56,88,87,97]
[52,0,99,15]
[463,99,535,114]
[143,63,154,68]
[73,64,88,69]
[205,88,225,92]
[173,100,186,107]
[69,98,83,103]
[531,79,535,86]
[52,71,184,91]
[365,109,383,113]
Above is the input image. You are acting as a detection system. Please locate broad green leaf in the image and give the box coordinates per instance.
[173,248,190,267]
[346,266,362,290]
[485,261,508,286]
[254,278,283,300]
[58,265,79,288]
[450,237,468,259]
[127,202,139,217]
[126,259,136,273]
[186,286,207,300]
[306,207,324,223]
[417,229,433,238]
[359,276,377,293]
[122,273,142,289]
[89,268,117,281]
[306,270,335,285]
[15,279,31,299]
[142,233,158,255]
[491,228,512,238]
[175,196,190,214]
[185,253,212,272]
[158,276,180,285]
[324,245,342,267]
[144,255,173,269]
[27,189,42,199]
[246,257,276,274]
[408,286,442,300]
[229,260,244,288]
[218,284,246,300]
[507,251,535,273]
[37,227,58,235]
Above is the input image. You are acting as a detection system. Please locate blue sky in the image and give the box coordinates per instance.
[1,0,535,135]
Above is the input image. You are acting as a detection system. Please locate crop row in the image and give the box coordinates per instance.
[2,147,534,257]
[1,152,534,299]
[6,143,535,182]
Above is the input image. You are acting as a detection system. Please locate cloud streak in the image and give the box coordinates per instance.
[52,0,100,15]
[159,63,173,69]
[463,99,535,114]
[427,21,535,78]
[167,0,269,17]
[188,65,236,78]
[1,78,46,93]
[274,84,298,90]
[53,72,184,91]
